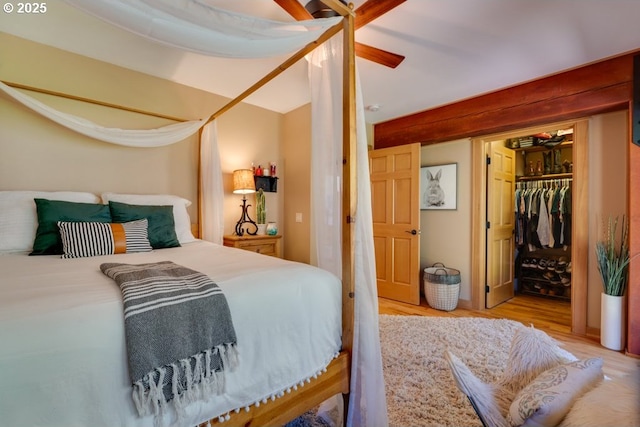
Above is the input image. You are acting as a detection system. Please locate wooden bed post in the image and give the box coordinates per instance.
[197,127,203,239]
[338,2,357,419]
[339,3,356,366]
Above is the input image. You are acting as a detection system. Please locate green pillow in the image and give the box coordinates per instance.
[108,201,180,249]
[31,199,112,255]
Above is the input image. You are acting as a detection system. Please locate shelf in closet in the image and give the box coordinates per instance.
[513,141,573,153]
[516,172,573,181]
[519,250,571,301]
[520,288,571,301]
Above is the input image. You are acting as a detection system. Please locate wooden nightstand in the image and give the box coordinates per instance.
[223,234,282,258]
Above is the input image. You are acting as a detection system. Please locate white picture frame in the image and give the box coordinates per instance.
[421,163,457,210]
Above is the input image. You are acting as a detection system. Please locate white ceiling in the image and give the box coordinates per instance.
[2,0,640,124]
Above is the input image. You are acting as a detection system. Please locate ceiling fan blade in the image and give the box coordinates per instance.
[355,42,404,68]
[354,0,406,30]
[275,0,405,69]
[274,0,313,20]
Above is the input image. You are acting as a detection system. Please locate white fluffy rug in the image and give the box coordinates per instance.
[380,315,525,427]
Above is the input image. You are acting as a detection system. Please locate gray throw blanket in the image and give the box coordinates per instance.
[100,261,239,421]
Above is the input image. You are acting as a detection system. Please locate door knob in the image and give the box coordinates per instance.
[405,229,419,235]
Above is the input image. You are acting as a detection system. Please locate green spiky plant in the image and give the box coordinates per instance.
[256,189,266,224]
[596,215,630,296]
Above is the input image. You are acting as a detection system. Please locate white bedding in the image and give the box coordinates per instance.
[0,240,342,427]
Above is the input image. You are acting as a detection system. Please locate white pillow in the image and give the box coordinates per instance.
[101,192,196,244]
[508,358,604,427]
[0,190,99,254]
[498,325,576,395]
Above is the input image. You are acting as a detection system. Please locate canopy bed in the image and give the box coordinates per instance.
[0,1,386,426]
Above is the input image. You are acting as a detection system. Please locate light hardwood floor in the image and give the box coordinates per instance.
[378,294,639,379]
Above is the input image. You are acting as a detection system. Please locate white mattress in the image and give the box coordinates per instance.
[0,240,342,427]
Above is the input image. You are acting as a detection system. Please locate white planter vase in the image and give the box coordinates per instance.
[257,224,267,235]
[600,292,626,351]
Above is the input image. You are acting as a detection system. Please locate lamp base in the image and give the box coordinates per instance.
[235,196,257,236]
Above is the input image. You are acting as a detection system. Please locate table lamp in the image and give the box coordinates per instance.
[232,169,257,236]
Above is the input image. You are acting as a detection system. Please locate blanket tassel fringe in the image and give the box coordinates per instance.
[132,343,239,426]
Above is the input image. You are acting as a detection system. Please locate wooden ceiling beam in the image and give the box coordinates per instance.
[373,52,638,147]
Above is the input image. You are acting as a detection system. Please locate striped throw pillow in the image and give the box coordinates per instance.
[58,219,152,258]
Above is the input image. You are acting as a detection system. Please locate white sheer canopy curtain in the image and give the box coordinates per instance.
[309,36,389,427]
[0,81,206,147]
[200,121,225,244]
[64,0,341,58]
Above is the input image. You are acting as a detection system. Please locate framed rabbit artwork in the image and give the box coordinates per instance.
[420,163,457,210]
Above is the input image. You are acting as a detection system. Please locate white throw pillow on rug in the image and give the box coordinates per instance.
[445,325,579,427]
[492,325,576,417]
[498,325,575,395]
[508,358,604,427]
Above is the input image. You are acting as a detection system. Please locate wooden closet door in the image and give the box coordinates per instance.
[369,143,421,305]
[486,141,516,308]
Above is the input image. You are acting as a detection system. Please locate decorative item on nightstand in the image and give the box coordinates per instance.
[266,222,278,236]
[256,188,267,235]
[232,169,258,236]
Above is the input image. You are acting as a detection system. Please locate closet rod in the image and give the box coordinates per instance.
[519,177,573,182]
[2,80,189,123]
[517,178,572,189]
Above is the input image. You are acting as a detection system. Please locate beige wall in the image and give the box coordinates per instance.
[282,104,312,263]
[279,107,375,265]
[217,104,283,237]
[420,140,473,300]
[0,33,283,238]
[587,110,628,328]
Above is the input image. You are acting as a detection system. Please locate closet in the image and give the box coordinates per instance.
[508,127,574,301]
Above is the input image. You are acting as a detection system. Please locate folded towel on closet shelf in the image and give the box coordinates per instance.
[100,261,239,422]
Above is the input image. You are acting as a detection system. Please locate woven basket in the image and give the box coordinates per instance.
[423,263,460,311]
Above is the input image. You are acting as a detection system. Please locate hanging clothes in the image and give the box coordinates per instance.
[515,178,572,251]
[537,188,551,247]
[562,186,572,245]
